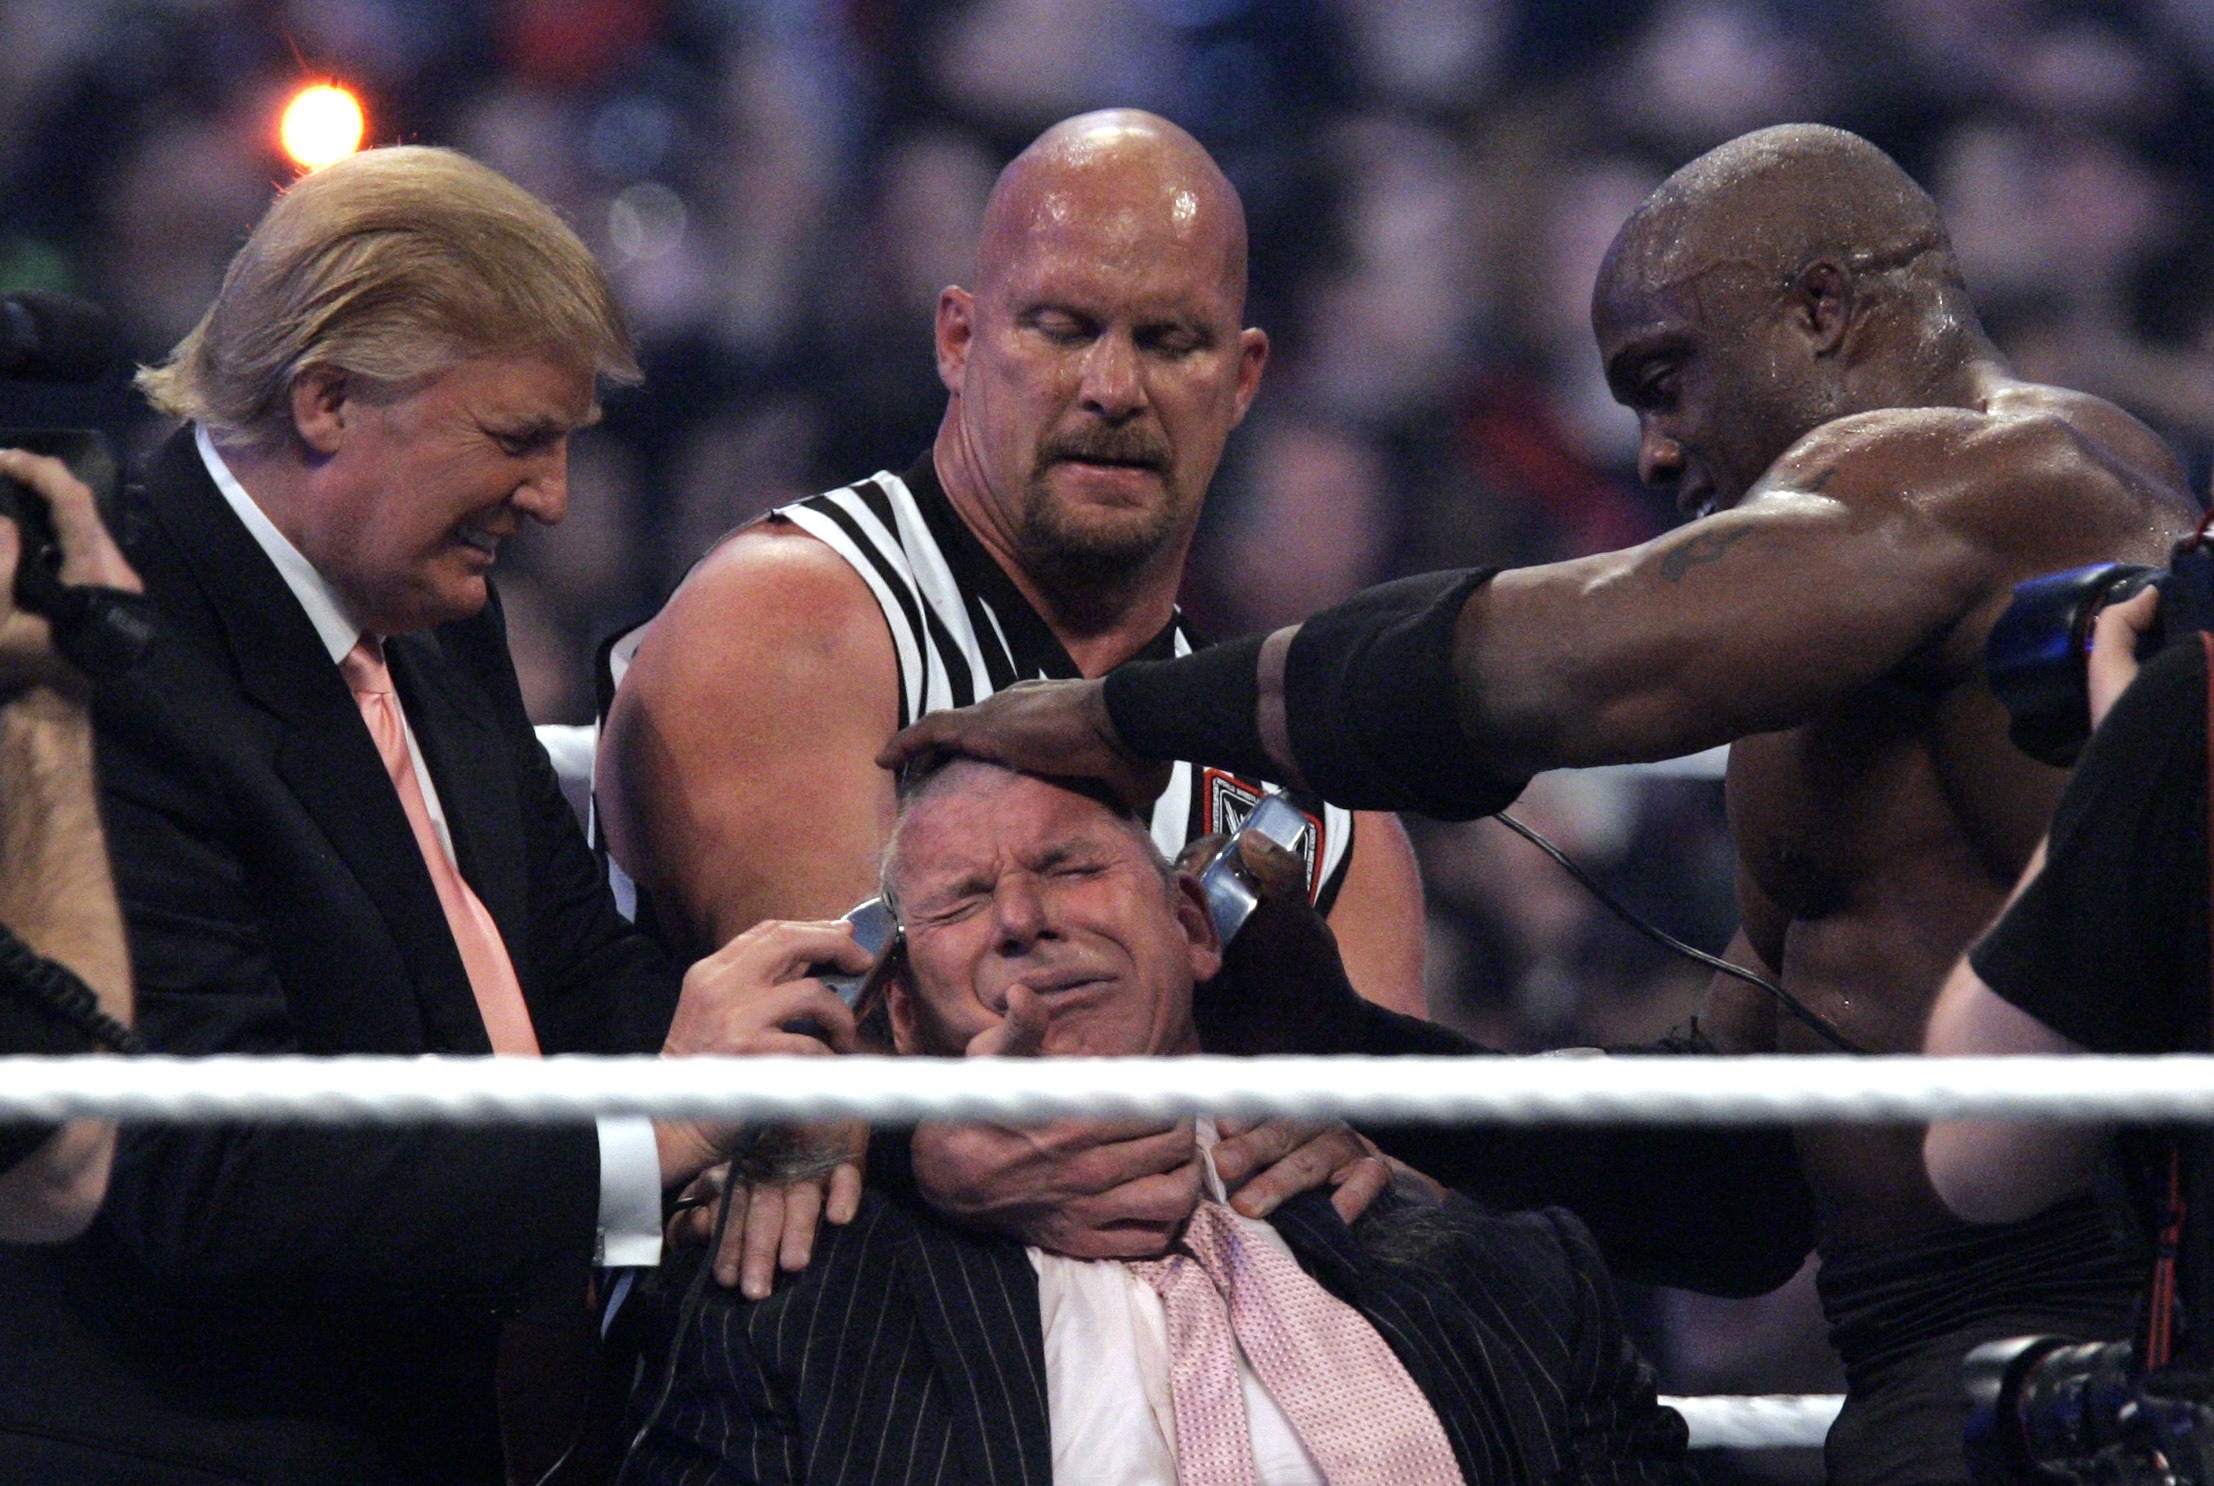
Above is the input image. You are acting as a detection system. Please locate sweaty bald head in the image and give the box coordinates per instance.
[933,110,1268,609]
[977,110,1249,318]
[1592,125,1992,517]
[1598,124,1971,335]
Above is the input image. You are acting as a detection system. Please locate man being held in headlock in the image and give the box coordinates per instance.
[624,757,1691,1486]
[598,109,1416,1297]
[883,123,2199,1485]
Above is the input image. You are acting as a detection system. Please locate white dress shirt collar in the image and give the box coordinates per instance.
[1029,1120,1326,1486]
[196,422,455,856]
[195,424,364,664]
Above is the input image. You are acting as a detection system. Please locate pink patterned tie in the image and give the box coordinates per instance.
[1135,1202,1464,1486]
[341,638,540,1056]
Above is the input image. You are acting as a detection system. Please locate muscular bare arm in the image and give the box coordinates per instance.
[596,527,895,1293]
[597,524,901,956]
[1458,410,2174,773]
[886,406,2189,817]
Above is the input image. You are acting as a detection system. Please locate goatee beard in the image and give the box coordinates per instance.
[1012,473,1183,622]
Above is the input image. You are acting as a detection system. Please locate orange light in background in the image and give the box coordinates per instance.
[280,84,365,171]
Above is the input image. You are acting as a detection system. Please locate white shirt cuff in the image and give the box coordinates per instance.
[596,1116,664,1268]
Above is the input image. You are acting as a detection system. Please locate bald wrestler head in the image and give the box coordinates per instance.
[933,109,1268,606]
[1594,123,1993,521]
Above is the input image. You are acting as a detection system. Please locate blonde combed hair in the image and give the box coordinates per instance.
[137,145,638,446]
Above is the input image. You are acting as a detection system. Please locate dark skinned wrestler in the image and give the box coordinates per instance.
[881,123,2200,1486]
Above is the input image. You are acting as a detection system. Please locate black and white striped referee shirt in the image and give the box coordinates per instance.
[772,458,1356,910]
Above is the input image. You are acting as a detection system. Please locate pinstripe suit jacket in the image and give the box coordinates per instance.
[625,1185,1690,1486]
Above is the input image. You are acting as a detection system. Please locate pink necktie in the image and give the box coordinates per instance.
[341,638,540,1056]
[1135,1202,1464,1486]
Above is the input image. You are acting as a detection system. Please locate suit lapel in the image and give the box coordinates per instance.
[140,432,491,1054]
[1273,1192,1509,1482]
[1269,1190,1371,1302]
[895,1211,1053,1486]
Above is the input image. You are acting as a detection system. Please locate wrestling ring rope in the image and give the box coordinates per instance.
[10,1051,2214,1125]
[14,1050,2202,1450]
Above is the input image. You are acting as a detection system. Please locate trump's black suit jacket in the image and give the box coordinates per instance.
[0,429,681,1483]
[626,1181,1691,1486]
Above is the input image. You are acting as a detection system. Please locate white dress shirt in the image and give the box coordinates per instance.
[196,428,664,1267]
[1028,1120,1326,1486]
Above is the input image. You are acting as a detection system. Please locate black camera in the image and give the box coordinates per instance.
[0,427,151,683]
[1987,533,2214,767]
[1966,1336,2214,1485]
[0,428,113,616]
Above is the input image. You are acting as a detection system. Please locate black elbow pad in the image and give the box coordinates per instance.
[1284,569,1527,820]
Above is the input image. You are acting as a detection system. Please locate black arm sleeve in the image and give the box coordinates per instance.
[1355,1028,1816,1299]
[1102,570,1528,820]
[1281,570,1526,819]
[1971,640,2208,1054]
[1105,634,1280,785]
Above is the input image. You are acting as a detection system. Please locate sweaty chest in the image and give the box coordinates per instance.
[1726,677,1954,921]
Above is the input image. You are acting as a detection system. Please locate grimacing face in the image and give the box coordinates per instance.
[936,181,1266,584]
[1593,257,1835,521]
[290,354,597,635]
[884,768,1222,1059]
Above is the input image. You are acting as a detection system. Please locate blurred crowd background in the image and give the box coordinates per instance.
[2,0,2208,1465]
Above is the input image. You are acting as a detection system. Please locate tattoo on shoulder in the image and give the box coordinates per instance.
[1658,525,1757,582]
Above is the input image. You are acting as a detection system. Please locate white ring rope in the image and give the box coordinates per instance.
[8,1052,2214,1124]
[1662,1395,1840,1450]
